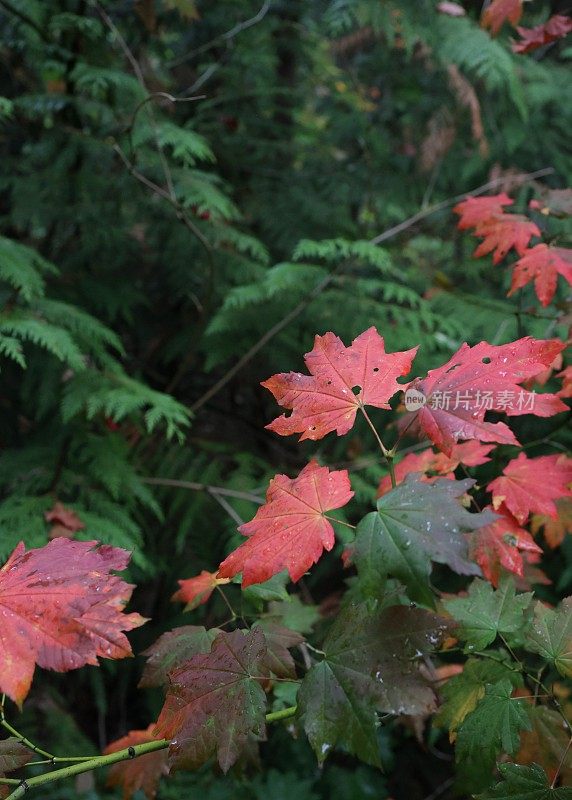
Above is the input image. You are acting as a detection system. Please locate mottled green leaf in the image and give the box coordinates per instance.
[435,657,522,739]
[526,598,572,678]
[298,602,450,766]
[444,578,532,650]
[480,763,572,799]
[456,680,531,789]
[355,475,493,605]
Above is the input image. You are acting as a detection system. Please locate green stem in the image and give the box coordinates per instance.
[3,706,298,800]
[360,408,396,489]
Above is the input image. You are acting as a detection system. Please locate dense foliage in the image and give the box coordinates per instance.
[0,1,571,798]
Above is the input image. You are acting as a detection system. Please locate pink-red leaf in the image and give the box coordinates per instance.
[404,337,567,455]
[482,0,523,35]
[171,571,230,610]
[469,505,541,586]
[473,213,540,264]
[513,14,572,53]
[377,442,494,496]
[0,538,146,704]
[154,628,269,772]
[262,327,417,441]
[217,461,353,586]
[488,453,572,524]
[508,244,572,306]
[454,193,513,230]
[104,726,168,800]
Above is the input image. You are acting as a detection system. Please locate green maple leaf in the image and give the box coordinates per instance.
[444,578,533,650]
[435,657,522,739]
[456,680,531,789]
[526,598,572,678]
[297,602,450,766]
[154,628,269,772]
[480,763,572,799]
[354,475,494,605]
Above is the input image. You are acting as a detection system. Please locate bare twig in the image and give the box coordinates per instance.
[189,166,554,413]
[207,489,245,526]
[168,0,273,68]
[141,476,264,503]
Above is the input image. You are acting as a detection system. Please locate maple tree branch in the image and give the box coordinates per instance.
[3,707,298,799]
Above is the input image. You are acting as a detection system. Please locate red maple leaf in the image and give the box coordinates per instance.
[453,193,513,229]
[217,461,353,586]
[472,213,540,264]
[171,571,230,610]
[513,14,572,53]
[482,0,523,36]
[44,502,85,540]
[488,452,572,524]
[508,244,572,306]
[0,538,146,704]
[376,442,494,497]
[104,725,168,800]
[404,337,567,455]
[557,366,572,399]
[262,327,417,441]
[469,504,541,586]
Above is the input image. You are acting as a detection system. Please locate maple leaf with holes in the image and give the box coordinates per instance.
[513,14,572,53]
[377,442,494,496]
[488,453,572,524]
[508,244,572,306]
[104,726,168,800]
[482,0,523,35]
[154,628,269,772]
[472,213,540,264]
[469,505,541,586]
[404,337,566,456]
[171,571,230,610]
[261,327,417,441]
[0,538,146,704]
[44,502,85,540]
[453,193,513,229]
[531,498,572,548]
[217,461,353,587]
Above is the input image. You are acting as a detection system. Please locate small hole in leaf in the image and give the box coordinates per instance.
[482,357,491,364]
[352,386,361,396]
[327,380,332,385]
[373,367,379,373]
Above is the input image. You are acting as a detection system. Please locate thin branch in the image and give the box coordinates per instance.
[141,476,264,503]
[168,0,273,68]
[3,706,298,800]
[208,489,245,526]
[190,168,553,414]
[370,166,554,245]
